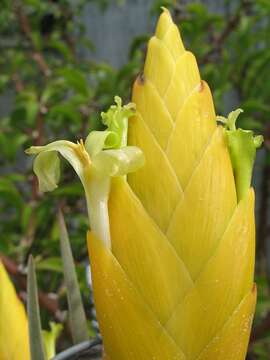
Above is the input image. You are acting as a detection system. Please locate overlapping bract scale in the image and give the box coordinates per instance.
[165,189,255,358]
[109,177,193,324]
[88,232,186,360]
[89,9,256,360]
[0,261,30,360]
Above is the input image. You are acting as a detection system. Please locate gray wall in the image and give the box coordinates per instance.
[82,0,232,68]
[82,0,154,67]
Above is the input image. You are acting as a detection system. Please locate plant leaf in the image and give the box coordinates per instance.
[58,209,89,344]
[36,257,63,273]
[27,255,46,360]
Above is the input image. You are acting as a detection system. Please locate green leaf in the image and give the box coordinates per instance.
[12,92,39,126]
[242,99,270,114]
[48,39,72,61]
[0,177,23,209]
[0,74,9,90]
[36,257,63,273]
[53,182,84,197]
[23,0,42,7]
[49,104,82,124]
[58,209,89,344]
[27,255,46,360]
[31,31,42,50]
[57,68,90,97]
[21,204,34,232]
[0,131,28,161]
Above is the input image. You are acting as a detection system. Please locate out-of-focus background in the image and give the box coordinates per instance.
[0,0,269,357]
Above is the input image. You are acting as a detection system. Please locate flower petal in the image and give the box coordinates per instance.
[93,146,145,177]
[26,140,90,192]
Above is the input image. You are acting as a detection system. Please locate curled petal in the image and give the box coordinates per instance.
[85,130,119,157]
[92,146,145,177]
[26,140,91,192]
[85,97,136,158]
[33,151,60,192]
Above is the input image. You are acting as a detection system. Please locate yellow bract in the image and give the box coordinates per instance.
[0,261,30,360]
[88,9,256,360]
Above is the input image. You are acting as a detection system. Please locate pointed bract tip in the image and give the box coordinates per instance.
[135,72,145,86]
[155,7,173,39]
[161,6,170,15]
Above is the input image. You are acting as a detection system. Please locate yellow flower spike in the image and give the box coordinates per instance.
[0,261,30,360]
[26,9,260,360]
[89,9,259,360]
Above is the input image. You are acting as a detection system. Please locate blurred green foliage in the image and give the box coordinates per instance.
[0,0,270,357]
